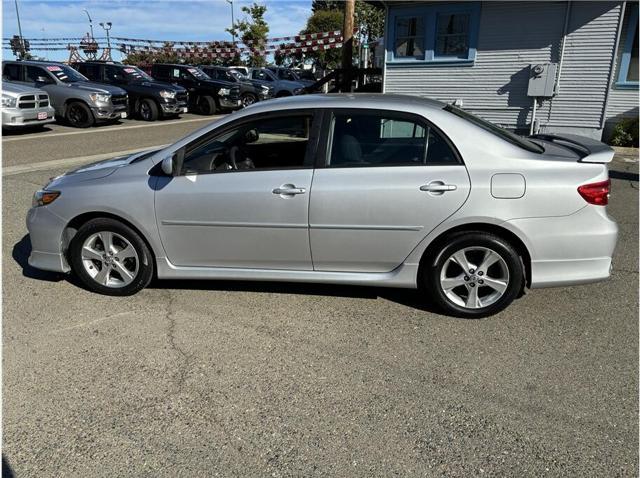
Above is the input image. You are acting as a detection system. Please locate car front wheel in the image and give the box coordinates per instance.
[69,218,154,296]
[66,101,94,128]
[424,232,524,318]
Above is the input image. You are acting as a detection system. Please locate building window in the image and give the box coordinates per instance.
[435,13,470,58]
[617,5,639,87]
[387,3,480,65]
[395,16,424,59]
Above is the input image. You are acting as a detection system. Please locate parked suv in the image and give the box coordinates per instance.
[1,82,55,129]
[267,66,317,88]
[200,65,273,107]
[73,62,188,121]
[150,64,241,115]
[2,60,128,128]
[247,68,305,97]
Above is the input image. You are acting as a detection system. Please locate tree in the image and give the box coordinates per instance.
[227,3,269,67]
[301,8,344,69]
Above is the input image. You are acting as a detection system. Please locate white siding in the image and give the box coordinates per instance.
[384,1,623,136]
[606,4,639,122]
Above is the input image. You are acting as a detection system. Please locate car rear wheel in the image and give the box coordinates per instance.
[423,232,524,318]
[241,93,258,107]
[66,101,94,128]
[69,218,154,296]
[197,95,216,115]
[138,98,159,121]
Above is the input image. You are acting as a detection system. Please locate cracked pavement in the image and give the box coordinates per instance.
[2,125,638,476]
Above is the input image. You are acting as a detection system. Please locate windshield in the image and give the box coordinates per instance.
[122,66,154,82]
[187,67,211,80]
[45,64,88,83]
[444,104,544,154]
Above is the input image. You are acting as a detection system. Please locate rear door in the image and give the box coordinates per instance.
[309,109,471,273]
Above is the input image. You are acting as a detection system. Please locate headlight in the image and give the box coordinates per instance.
[89,93,111,104]
[32,190,61,208]
[159,90,176,99]
[219,88,230,96]
[293,88,303,95]
[2,95,17,108]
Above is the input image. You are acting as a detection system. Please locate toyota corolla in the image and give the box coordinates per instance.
[26,94,618,318]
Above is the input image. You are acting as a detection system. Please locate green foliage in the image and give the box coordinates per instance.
[227,2,269,67]
[302,9,344,68]
[354,0,385,43]
[610,117,639,147]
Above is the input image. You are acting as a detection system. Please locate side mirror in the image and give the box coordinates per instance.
[161,149,184,176]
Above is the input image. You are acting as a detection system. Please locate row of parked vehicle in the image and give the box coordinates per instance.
[1,59,318,129]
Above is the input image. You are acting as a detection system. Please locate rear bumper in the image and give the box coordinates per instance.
[506,205,618,288]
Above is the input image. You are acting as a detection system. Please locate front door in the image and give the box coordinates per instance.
[309,109,471,273]
[155,111,319,270]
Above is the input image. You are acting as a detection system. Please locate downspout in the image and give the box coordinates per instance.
[600,1,626,130]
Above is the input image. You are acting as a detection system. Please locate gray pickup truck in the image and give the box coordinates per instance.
[2,60,128,128]
[1,81,55,129]
[247,68,306,97]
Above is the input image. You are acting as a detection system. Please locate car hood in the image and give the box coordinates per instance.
[2,81,45,96]
[200,79,233,89]
[132,80,187,92]
[67,81,127,95]
[46,148,160,188]
[278,79,306,89]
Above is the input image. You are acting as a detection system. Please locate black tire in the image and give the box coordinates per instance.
[423,231,524,318]
[241,92,258,107]
[197,95,216,115]
[69,218,154,296]
[138,98,159,121]
[65,101,94,128]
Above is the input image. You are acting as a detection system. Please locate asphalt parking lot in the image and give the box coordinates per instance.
[2,119,638,476]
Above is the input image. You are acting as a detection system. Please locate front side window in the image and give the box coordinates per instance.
[328,112,459,167]
[182,115,313,174]
[26,66,54,84]
[394,16,424,58]
[435,13,470,58]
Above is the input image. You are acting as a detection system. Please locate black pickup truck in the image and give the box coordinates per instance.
[200,65,274,107]
[150,64,241,115]
[72,61,188,121]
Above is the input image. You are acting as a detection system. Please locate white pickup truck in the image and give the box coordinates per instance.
[2,81,55,129]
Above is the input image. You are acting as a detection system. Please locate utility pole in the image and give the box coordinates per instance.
[99,22,112,60]
[341,0,355,92]
[227,0,235,44]
[14,0,25,58]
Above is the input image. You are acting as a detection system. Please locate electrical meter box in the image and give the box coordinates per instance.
[527,63,557,97]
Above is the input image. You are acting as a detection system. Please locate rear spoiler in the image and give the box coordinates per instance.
[530,134,615,163]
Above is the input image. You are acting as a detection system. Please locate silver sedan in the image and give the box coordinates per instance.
[26,94,618,318]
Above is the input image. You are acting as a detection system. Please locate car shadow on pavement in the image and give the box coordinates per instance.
[149,278,444,315]
[610,169,639,181]
[2,455,15,478]
[12,235,65,283]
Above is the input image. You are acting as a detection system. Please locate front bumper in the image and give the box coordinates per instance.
[506,205,619,288]
[2,106,56,128]
[220,96,242,110]
[160,100,188,114]
[26,206,71,273]
[91,99,128,122]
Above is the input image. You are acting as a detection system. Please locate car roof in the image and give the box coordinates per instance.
[4,59,65,67]
[245,93,446,113]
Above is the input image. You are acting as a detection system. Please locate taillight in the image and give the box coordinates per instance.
[577,179,610,206]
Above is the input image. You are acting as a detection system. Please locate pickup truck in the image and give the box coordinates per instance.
[247,68,306,97]
[73,61,188,121]
[1,81,55,129]
[151,63,241,115]
[2,59,128,128]
[199,65,274,107]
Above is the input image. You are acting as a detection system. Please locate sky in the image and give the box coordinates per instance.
[2,0,313,61]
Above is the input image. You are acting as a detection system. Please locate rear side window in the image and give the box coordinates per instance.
[80,64,102,80]
[3,63,22,81]
[153,65,170,78]
[328,112,459,167]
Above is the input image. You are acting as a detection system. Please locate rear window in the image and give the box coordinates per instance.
[444,104,544,153]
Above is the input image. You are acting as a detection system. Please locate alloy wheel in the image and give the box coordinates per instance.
[81,231,139,288]
[68,105,87,125]
[242,94,256,107]
[140,102,151,120]
[439,246,510,309]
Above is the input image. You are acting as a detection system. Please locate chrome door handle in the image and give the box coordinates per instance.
[420,182,457,193]
[272,186,306,196]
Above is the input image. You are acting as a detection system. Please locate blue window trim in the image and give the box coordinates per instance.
[616,4,638,89]
[386,2,480,66]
